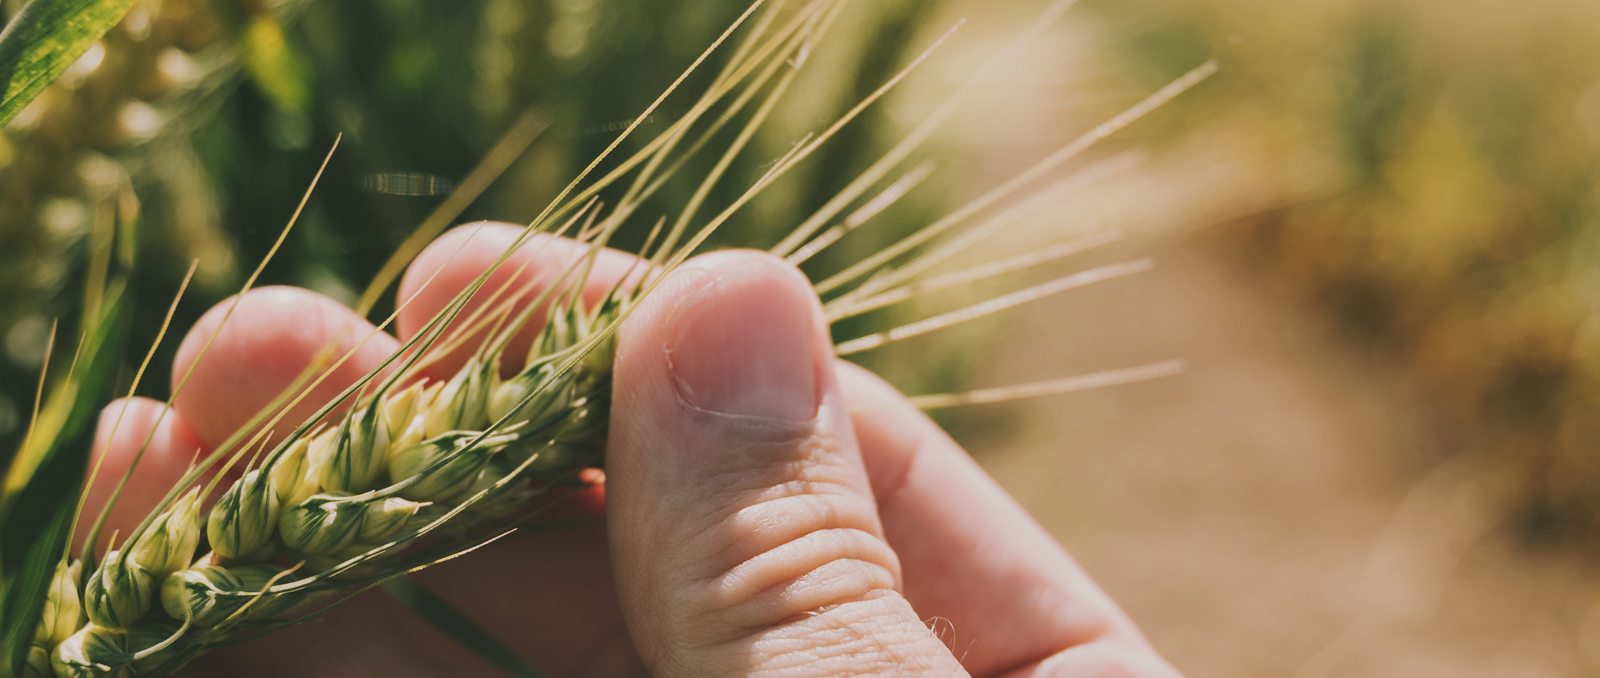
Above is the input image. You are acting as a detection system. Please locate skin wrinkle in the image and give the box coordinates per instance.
[690,556,901,648]
[666,407,902,635]
[769,562,899,633]
[652,465,908,661]
[700,465,875,562]
[675,454,848,567]
[735,593,964,677]
[661,347,837,481]
[838,366,1003,667]
[769,558,894,613]
[693,435,848,512]
[672,406,877,577]
[713,489,883,576]
[753,631,896,676]
[709,530,899,619]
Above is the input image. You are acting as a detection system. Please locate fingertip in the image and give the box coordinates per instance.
[610,249,832,473]
[664,252,826,421]
[78,397,208,554]
[171,286,400,449]
[397,223,640,380]
[396,222,523,343]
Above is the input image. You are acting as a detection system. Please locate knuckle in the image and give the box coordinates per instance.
[689,487,900,634]
[698,588,961,677]
[706,527,901,640]
[713,487,879,572]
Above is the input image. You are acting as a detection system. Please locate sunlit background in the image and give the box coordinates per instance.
[3,0,1599,675]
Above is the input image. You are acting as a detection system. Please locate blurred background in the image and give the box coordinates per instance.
[3,0,1599,675]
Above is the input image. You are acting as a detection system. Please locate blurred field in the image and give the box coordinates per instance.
[0,0,954,448]
[943,0,1600,673]
[967,230,1597,677]
[1081,0,1600,538]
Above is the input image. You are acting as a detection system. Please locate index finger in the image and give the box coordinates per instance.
[837,361,1180,677]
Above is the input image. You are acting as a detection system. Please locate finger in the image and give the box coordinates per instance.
[170,286,401,450]
[607,250,966,677]
[397,221,641,381]
[393,223,645,673]
[75,397,208,555]
[836,362,1181,678]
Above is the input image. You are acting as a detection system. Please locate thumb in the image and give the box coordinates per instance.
[606,251,967,677]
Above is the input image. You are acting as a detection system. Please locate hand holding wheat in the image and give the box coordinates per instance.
[70,222,1180,677]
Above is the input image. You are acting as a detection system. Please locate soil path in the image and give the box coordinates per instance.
[962,232,1599,677]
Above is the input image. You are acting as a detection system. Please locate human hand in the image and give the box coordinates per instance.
[81,222,1181,677]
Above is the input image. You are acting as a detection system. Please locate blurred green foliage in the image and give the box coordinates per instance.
[1092,0,1600,536]
[0,0,963,457]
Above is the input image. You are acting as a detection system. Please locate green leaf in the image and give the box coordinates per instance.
[381,576,547,678]
[0,0,140,127]
[0,174,137,675]
[0,484,74,675]
[0,283,130,675]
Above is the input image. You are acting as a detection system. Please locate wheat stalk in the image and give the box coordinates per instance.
[20,0,1215,675]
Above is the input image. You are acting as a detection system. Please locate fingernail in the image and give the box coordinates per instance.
[667,261,821,421]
